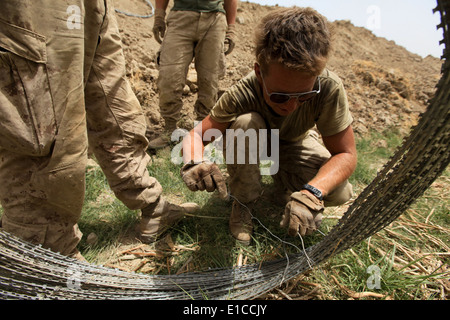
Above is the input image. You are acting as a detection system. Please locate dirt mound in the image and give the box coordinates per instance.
[113,0,443,137]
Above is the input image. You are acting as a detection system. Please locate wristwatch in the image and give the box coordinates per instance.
[301,184,323,201]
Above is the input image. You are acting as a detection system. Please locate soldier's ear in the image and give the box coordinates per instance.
[254,63,262,82]
[254,63,260,75]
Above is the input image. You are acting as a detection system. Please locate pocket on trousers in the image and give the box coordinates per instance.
[0,20,56,156]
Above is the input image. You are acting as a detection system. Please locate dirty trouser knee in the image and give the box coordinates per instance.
[275,130,353,207]
[224,112,267,204]
[0,151,84,257]
[157,11,227,125]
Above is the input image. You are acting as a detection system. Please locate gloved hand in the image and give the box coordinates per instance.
[181,161,228,199]
[153,8,166,44]
[224,24,236,55]
[280,191,324,237]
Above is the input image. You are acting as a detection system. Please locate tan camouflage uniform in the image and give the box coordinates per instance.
[0,0,162,258]
[156,1,229,128]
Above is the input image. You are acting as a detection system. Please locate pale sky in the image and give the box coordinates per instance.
[246,0,444,58]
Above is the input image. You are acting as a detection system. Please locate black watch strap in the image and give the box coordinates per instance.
[301,184,323,201]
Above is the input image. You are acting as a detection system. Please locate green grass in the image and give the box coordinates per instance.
[350,127,404,188]
[77,166,139,261]
[1,127,447,299]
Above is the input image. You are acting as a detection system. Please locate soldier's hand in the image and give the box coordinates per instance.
[280,191,324,237]
[181,161,228,199]
[224,24,236,55]
[153,9,166,44]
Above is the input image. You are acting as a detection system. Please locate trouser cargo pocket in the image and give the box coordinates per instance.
[0,20,56,156]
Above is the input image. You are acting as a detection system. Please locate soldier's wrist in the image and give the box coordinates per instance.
[155,8,166,18]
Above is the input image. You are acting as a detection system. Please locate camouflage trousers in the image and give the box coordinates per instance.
[157,10,227,127]
[0,0,162,258]
[224,113,353,206]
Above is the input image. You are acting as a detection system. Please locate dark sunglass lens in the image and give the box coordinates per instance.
[298,93,316,102]
[270,94,290,104]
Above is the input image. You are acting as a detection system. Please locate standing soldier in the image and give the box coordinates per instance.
[149,0,238,149]
[0,0,198,260]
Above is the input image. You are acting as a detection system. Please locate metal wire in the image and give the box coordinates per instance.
[114,0,155,19]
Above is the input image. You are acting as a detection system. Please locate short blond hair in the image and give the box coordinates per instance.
[255,7,332,76]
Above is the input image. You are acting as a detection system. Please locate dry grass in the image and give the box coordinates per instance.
[262,174,449,300]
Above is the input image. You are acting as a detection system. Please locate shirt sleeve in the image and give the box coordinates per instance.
[210,72,261,123]
[315,72,353,137]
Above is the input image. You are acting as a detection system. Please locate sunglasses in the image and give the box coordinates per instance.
[261,73,321,104]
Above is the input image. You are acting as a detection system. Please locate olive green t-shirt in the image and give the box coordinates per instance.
[172,0,225,13]
[210,69,353,142]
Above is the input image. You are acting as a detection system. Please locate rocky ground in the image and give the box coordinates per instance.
[112,0,443,139]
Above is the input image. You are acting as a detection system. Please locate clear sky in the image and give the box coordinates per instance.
[246,0,444,58]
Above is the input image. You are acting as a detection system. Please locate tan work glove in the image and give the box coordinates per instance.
[181,161,228,199]
[153,8,166,44]
[224,24,236,55]
[280,191,324,237]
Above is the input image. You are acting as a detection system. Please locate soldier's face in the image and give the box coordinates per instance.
[255,62,319,117]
